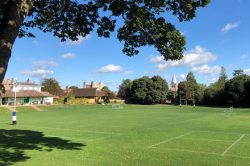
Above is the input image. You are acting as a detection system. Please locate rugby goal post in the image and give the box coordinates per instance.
[224,107,234,113]
[112,104,123,109]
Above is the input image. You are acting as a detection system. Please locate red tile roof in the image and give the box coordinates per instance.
[73,88,107,97]
[0,90,53,98]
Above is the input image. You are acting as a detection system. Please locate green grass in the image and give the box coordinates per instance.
[1,104,250,166]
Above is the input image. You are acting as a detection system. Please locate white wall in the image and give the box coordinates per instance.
[12,85,41,92]
[43,97,53,104]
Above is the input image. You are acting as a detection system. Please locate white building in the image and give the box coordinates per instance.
[0,79,53,105]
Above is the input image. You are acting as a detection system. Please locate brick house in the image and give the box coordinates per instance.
[72,88,107,103]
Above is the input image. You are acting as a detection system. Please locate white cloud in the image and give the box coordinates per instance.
[244,68,250,75]
[150,46,217,70]
[21,69,54,78]
[123,70,134,75]
[241,54,247,60]
[32,60,59,69]
[192,65,221,75]
[61,35,91,46]
[61,53,77,59]
[97,64,123,73]
[179,74,186,81]
[221,22,240,33]
[149,56,165,63]
[22,60,58,78]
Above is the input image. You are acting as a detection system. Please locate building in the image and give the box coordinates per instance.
[83,81,104,90]
[71,81,107,103]
[0,79,53,105]
[72,88,107,103]
[170,74,178,93]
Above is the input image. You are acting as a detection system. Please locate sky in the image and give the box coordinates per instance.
[6,0,250,91]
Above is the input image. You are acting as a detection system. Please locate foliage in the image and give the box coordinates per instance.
[67,91,75,100]
[68,86,79,90]
[178,72,198,99]
[11,0,209,59]
[224,74,250,107]
[122,75,168,104]
[203,67,250,107]
[101,86,115,103]
[203,67,228,106]
[41,78,63,96]
[117,79,132,103]
[101,86,110,92]
[233,69,244,77]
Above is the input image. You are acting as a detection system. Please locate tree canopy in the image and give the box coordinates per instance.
[41,78,63,96]
[0,0,210,83]
[119,76,168,104]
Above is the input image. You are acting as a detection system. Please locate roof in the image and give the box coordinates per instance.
[16,82,41,87]
[171,74,177,84]
[73,88,107,97]
[0,90,53,98]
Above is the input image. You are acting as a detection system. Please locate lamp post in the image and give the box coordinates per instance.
[12,80,17,125]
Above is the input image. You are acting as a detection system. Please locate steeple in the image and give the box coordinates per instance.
[171,74,177,84]
[171,74,178,92]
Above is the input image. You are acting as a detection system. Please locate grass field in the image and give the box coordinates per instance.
[1,104,250,166]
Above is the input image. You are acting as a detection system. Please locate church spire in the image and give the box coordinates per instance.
[171,74,177,84]
[171,74,178,92]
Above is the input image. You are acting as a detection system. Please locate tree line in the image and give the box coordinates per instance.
[118,68,250,107]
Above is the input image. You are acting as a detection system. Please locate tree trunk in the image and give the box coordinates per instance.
[0,0,33,84]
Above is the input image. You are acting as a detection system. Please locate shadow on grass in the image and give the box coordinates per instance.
[0,129,85,166]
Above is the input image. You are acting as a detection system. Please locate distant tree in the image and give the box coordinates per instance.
[196,84,206,104]
[150,76,169,103]
[101,86,115,103]
[186,72,198,98]
[177,81,189,104]
[101,86,110,92]
[130,76,152,104]
[203,67,228,106]
[129,76,168,104]
[218,66,227,84]
[41,78,63,96]
[224,74,250,107]
[233,69,244,77]
[118,79,132,103]
[0,0,210,84]
[69,86,79,90]
[167,91,175,103]
[67,91,75,100]
[244,81,250,106]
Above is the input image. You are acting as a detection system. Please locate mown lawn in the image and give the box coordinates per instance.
[1,104,250,166]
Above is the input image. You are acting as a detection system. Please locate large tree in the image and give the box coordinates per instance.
[129,76,168,104]
[224,74,250,107]
[41,78,63,96]
[0,0,210,83]
[203,66,228,106]
[117,79,132,103]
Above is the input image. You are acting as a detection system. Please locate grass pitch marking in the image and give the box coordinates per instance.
[148,131,193,148]
[221,134,246,156]
[181,138,234,143]
[151,146,250,159]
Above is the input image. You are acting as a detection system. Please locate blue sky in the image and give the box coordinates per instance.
[6,0,250,90]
